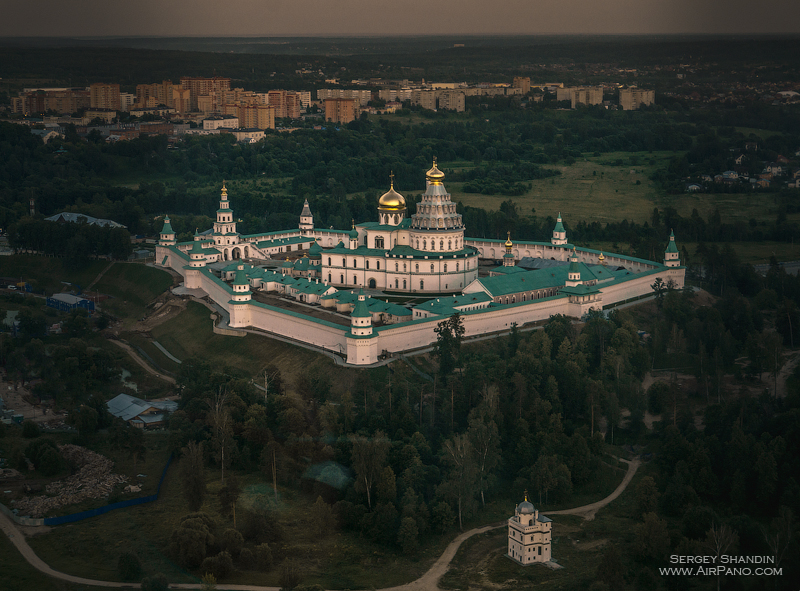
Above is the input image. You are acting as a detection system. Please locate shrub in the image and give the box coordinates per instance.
[141,573,169,591]
[278,558,302,590]
[117,551,141,581]
[22,420,40,438]
[200,551,233,580]
[254,543,273,571]
[220,528,244,557]
[238,547,254,568]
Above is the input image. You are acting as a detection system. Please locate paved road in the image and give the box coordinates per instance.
[1,457,640,591]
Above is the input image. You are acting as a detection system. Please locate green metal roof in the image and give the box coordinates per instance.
[351,291,372,318]
[553,213,565,233]
[189,241,205,255]
[666,230,679,253]
[233,267,249,287]
[160,216,175,235]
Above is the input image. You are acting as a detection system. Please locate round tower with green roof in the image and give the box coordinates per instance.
[551,213,568,246]
[189,240,207,269]
[231,264,251,302]
[565,247,582,287]
[159,216,176,246]
[664,230,680,267]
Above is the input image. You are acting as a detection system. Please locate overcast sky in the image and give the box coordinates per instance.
[1,0,799,37]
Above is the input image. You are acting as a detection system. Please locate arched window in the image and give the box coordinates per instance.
[430,264,434,273]
[377,261,380,270]
[340,274,344,283]
[420,280,424,289]
[444,263,448,272]
[342,258,346,267]
[448,240,452,250]
[366,260,370,270]
[403,280,407,289]
[416,239,420,249]
[395,262,399,271]
[440,240,444,250]
[403,263,406,272]
[353,259,357,267]
[395,279,399,288]
[456,262,459,271]
[354,275,357,284]
[423,240,427,250]
[328,274,331,283]
[416,263,419,272]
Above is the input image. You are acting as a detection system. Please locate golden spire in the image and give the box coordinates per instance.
[221,180,228,197]
[389,170,394,188]
[524,489,528,502]
[352,219,355,229]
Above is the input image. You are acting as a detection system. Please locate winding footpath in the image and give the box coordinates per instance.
[2,458,640,591]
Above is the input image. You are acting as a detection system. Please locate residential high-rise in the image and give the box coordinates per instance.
[324,98,357,124]
[89,83,121,110]
[619,88,655,110]
[512,77,531,95]
[179,77,231,112]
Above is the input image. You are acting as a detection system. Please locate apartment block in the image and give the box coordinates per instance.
[89,83,121,110]
[557,86,604,108]
[619,88,655,110]
[512,77,531,94]
[324,98,358,124]
[179,77,231,112]
[12,88,91,115]
[317,88,372,106]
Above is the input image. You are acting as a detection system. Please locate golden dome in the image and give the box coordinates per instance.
[426,158,445,184]
[505,231,513,248]
[378,173,406,211]
[221,180,227,196]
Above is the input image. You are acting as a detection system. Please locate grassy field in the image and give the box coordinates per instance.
[445,152,788,227]
[440,462,652,591]
[0,256,107,294]
[0,532,106,591]
[92,262,173,325]
[584,240,800,264]
[145,300,358,387]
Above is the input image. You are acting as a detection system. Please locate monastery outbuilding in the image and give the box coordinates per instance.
[508,492,552,565]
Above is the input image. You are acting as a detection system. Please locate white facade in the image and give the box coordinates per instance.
[508,494,552,565]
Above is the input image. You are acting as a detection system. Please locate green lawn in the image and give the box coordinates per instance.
[145,300,357,387]
[584,240,800,264]
[93,263,173,324]
[0,255,107,295]
[451,152,672,225]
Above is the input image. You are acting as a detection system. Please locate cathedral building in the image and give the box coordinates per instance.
[320,161,479,293]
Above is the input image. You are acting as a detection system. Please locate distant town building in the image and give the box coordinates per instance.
[179,77,231,112]
[11,88,90,115]
[557,86,604,108]
[89,83,121,111]
[203,116,240,130]
[619,88,655,110]
[85,109,117,124]
[231,128,265,143]
[317,88,372,106]
[513,77,531,94]
[324,98,358,124]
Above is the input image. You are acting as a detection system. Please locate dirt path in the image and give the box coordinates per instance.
[108,339,176,385]
[0,458,641,591]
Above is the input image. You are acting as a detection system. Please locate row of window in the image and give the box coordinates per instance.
[497,289,559,305]
[328,258,469,273]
